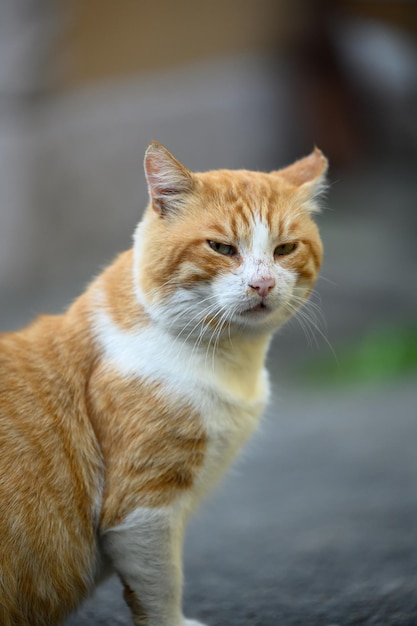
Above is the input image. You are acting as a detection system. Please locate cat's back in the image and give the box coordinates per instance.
[0,313,64,400]
[0,312,103,625]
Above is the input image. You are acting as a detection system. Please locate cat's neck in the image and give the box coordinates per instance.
[210,331,271,402]
[90,249,271,404]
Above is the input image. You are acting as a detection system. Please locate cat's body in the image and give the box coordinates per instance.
[0,143,327,626]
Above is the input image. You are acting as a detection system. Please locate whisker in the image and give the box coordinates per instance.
[166,294,218,337]
[287,300,338,364]
[290,295,328,333]
[317,274,338,287]
[172,301,222,356]
[210,307,233,371]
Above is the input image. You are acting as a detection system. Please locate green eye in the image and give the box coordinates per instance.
[274,242,297,256]
[208,241,236,256]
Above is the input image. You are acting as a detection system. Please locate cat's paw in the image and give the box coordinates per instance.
[183,619,208,626]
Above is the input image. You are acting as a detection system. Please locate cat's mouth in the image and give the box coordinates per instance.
[241,301,270,315]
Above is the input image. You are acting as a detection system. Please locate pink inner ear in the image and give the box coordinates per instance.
[144,158,163,194]
[276,148,328,187]
[144,143,193,199]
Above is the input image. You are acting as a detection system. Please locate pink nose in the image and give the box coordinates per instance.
[249,276,275,298]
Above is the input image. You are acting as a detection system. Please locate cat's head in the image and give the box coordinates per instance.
[134,142,327,340]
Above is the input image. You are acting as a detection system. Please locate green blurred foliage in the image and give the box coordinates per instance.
[302,325,417,387]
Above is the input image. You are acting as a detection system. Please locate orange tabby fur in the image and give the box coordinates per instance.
[0,143,327,626]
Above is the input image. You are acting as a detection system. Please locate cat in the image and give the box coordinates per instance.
[0,141,327,626]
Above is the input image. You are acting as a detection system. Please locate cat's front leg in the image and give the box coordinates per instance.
[101,506,207,626]
[122,583,206,626]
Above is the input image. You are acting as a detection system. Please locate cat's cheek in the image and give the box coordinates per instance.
[211,273,247,315]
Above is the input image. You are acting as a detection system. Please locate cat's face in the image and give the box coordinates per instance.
[135,143,326,340]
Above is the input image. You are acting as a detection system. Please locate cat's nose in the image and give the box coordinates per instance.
[249,276,276,298]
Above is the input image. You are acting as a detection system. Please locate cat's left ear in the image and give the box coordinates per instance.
[272,147,328,211]
[144,142,194,216]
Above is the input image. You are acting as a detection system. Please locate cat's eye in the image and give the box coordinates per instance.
[208,241,236,256]
[274,242,297,256]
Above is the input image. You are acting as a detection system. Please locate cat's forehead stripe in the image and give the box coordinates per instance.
[225,199,278,245]
[214,177,287,240]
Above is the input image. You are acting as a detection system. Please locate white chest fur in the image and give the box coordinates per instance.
[92,307,270,484]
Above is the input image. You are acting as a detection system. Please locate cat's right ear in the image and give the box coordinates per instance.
[144,142,194,216]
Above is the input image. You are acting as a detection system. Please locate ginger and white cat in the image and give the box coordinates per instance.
[0,142,327,626]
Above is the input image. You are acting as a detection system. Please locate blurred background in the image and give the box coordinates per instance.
[1,1,416,624]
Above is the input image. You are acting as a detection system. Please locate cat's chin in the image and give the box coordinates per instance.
[234,305,275,329]
[233,302,291,333]
[241,302,270,315]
